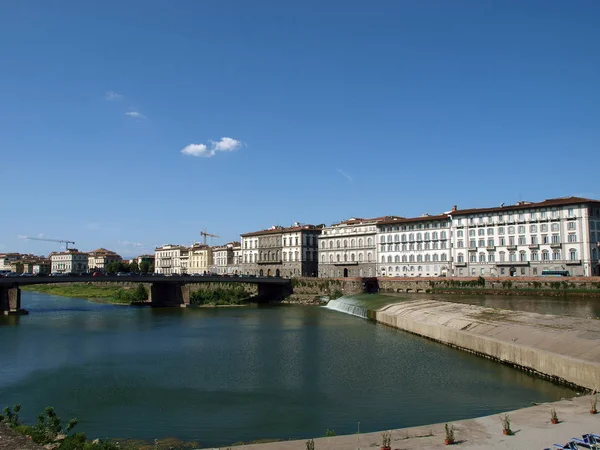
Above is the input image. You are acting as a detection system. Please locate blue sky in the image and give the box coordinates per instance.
[1,1,598,258]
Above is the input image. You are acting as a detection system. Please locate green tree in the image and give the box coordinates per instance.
[139,261,150,274]
[149,263,155,273]
[129,261,139,273]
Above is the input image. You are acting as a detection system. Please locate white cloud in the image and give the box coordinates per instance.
[125,111,146,120]
[106,91,123,101]
[181,137,243,158]
[181,143,215,158]
[119,240,145,247]
[336,168,353,182]
[17,234,27,240]
[210,137,242,152]
[37,233,45,238]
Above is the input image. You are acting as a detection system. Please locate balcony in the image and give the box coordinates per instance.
[486,246,496,251]
[507,245,517,250]
[566,259,582,265]
[454,262,467,267]
[528,244,539,249]
[550,242,562,248]
[567,216,576,220]
[468,247,477,252]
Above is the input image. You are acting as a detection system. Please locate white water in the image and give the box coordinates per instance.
[324,297,369,319]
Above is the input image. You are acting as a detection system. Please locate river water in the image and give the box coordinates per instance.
[0,292,579,447]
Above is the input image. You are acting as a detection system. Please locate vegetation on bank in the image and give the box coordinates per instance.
[189,286,249,305]
[425,277,600,295]
[21,284,149,304]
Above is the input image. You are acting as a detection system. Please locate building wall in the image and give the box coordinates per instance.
[188,246,212,274]
[318,222,378,278]
[51,252,88,274]
[154,246,184,275]
[451,203,596,278]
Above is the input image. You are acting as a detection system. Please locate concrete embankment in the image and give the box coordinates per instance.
[373,299,600,390]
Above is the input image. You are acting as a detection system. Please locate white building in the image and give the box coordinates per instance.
[154,245,185,275]
[450,197,600,277]
[211,242,241,275]
[50,249,89,274]
[376,215,451,277]
[318,217,401,278]
[0,253,21,272]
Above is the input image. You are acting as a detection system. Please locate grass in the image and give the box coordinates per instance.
[21,284,147,304]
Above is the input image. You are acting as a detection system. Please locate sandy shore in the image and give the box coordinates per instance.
[217,395,598,450]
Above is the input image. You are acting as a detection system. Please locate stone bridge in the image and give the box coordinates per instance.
[0,275,293,314]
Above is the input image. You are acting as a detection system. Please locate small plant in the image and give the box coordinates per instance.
[550,408,559,424]
[306,438,315,450]
[381,430,391,449]
[324,428,336,437]
[500,414,512,435]
[1,404,21,427]
[591,396,598,414]
[444,423,455,445]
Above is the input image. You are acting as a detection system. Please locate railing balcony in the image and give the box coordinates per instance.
[566,259,582,265]
[454,262,467,267]
[507,245,517,250]
[550,242,562,248]
[528,244,539,249]
[486,246,496,251]
[468,247,477,252]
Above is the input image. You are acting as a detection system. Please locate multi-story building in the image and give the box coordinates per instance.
[154,244,186,275]
[32,260,51,275]
[318,217,401,278]
[211,242,241,275]
[0,253,21,272]
[232,242,242,275]
[135,254,155,268]
[450,197,600,277]
[240,224,321,277]
[88,248,122,272]
[188,244,212,275]
[50,249,88,274]
[376,215,452,277]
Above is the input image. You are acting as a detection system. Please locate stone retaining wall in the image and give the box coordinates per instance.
[373,299,600,390]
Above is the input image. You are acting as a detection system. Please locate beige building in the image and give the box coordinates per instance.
[88,248,122,272]
[241,224,321,277]
[154,244,186,275]
[0,253,21,272]
[51,249,89,274]
[211,242,242,275]
[188,244,213,275]
[450,197,600,277]
[318,217,401,278]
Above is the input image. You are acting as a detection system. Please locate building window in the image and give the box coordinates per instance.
[569,249,577,260]
[568,233,577,243]
[488,253,495,263]
[479,253,485,262]
[470,254,476,263]
[542,251,549,261]
[499,252,505,262]
[553,250,561,260]
[519,251,526,262]
[457,253,464,263]
[551,223,559,232]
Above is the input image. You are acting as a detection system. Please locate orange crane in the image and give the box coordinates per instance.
[200,229,219,245]
[25,236,75,250]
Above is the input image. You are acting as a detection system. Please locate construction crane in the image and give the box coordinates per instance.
[200,229,219,245]
[25,237,75,250]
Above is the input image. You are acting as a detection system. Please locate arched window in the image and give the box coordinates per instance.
[321,241,325,249]
[409,233,414,241]
[441,231,446,239]
[479,252,485,262]
[394,234,400,242]
[351,253,355,261]
[424,232,430,240]
[367,252,372,262]
[417,233,422,241]
[336,240,340,248]
[441,253,447,261]
[433,232,438,240]
[394,255,400,262]
[367,238,373,246]
[336,254,340,262]
[283,252,287,261]
[417,255,423,262]
[402,255,407,262]
[457,253,464,263]
[509,252,516,262]
[329,254,333,263]
[358,238,363,247]
[329,241,333,249]
[433,254,439,262]
[343,240,348,248]
[359,253,363,262]
[387,255,392,263]
[321,254,325,263]
[409,255,415,262]
[387,235,392,243]
[380,236,385,243]
[388,266,392,273]
[519,251,527,262]
[401,234,407,242]
[395,266,400,272]
[394,244,400,251]
[381,255,385,263]
[344,254,347,262]
[350,239,355,248]
[425,254,431,262]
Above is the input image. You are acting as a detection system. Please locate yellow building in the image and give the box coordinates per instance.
[188,244,213,275]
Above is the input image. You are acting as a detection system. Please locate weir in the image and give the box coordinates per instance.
[324,296,369,319]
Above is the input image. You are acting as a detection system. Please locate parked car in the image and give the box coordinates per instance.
[92,272,103,277]
[151,273,164,277]
[20,273,34,277]
[116,272,129,276]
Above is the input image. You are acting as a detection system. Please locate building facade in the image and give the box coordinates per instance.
[0,253,21,272]
[318,217,401,278]
[211,242,241,275]
[376,215,452,277]
[450,197,600,277]
[50,249,89,274]
[188,244,212,275]
[88,248,122,272]
[240,224,321,277]
[154,245,185,275]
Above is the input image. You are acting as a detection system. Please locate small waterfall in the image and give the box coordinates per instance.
[325,297,369,319]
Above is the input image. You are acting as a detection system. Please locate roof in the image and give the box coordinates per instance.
[330,216,404,227]
[241,224,320,237]
[377,214,450,226]
[88,248,119,256]
[451,197,600,216]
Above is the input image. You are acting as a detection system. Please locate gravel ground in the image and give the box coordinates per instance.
[0,424,43,450]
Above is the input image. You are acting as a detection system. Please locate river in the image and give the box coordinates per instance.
[0,291,579,448]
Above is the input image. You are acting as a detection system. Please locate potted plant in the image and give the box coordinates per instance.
[550,408,559,424]
[591,396,598,415]
[500,414,512,435]
[381,431,391,450]
[444,423,455,445]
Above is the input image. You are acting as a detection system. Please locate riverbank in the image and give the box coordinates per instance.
[21,284,144,304]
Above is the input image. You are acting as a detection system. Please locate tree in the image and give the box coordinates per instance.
[139,261,150,274]
[129,261,139,273]
[149,263,155,273]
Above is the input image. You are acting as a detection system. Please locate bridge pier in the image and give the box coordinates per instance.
[0,286,28,315]
[254,282,293,303]
[149,282,186,307]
